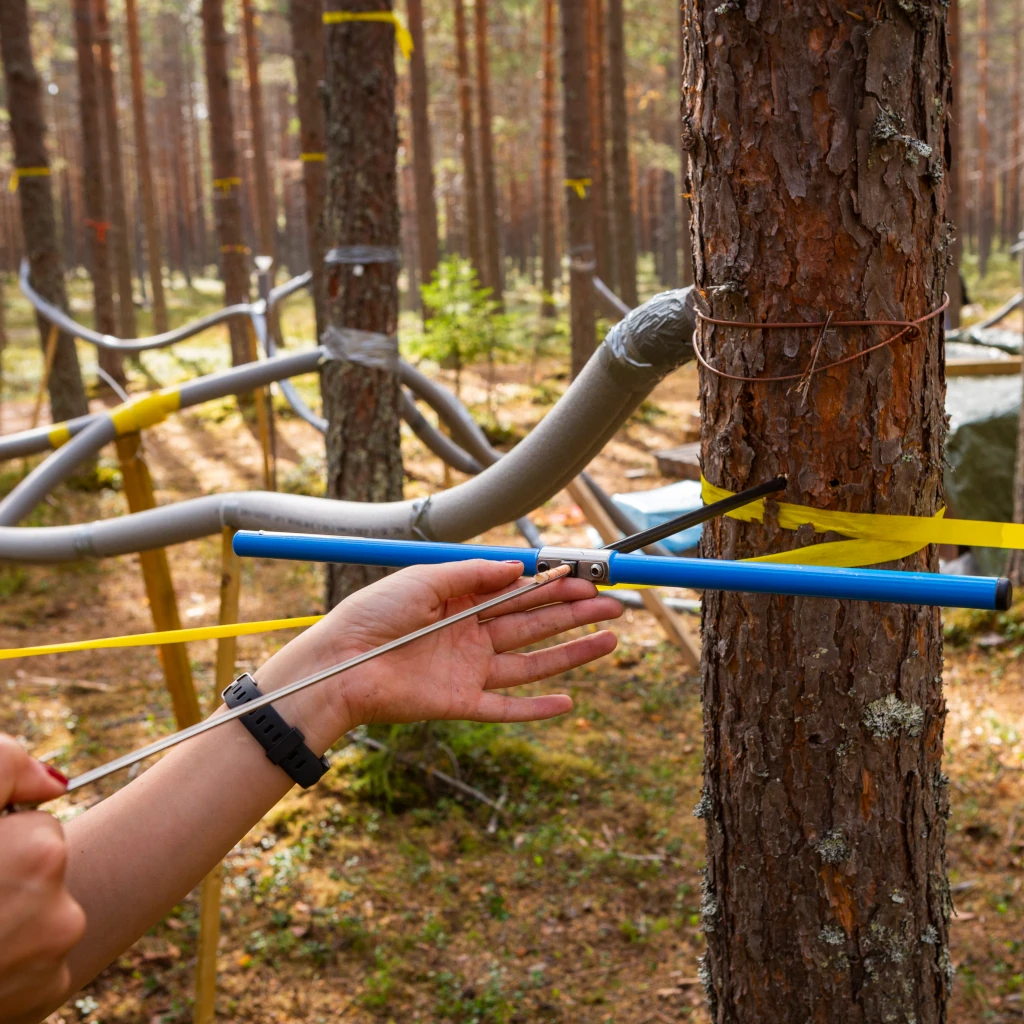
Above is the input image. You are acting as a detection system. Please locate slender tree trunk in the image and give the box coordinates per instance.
[201,0,251,365]
[947,0,962,328]
[94,0,137,339]
[125,0,168,331]
[321,0,405,606]
[685,1,952,1019]
[659,167,678,287]
[240,0,275,263]
[407,0,440,308]
[978,0,992,278]
[586,0,613,291]
[677,0,693,287]
[560,0,596,376]
[183,20,210,270]
[540,0,558,317]
[1009,1,1024,585]
[0,0,89,421]
[474,0,503,304]
[607,0,636,307]
[165,13,196,283]
[289,0,327,336]
[73,0,123,383]
[1012,7,1023,257]
[454,0,483,281]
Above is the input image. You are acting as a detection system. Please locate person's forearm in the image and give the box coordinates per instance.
[55,641,351,1007]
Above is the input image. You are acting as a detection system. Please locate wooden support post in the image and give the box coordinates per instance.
[29,323,61,430]
[193,527,242,1024]
[565,475,700,668]
[114,431,201,725]
[245,322,275,491]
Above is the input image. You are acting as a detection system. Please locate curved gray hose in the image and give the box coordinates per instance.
[0,289,696,562]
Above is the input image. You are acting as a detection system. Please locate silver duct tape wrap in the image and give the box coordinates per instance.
[321,326,400,372]
[325,245,402,266]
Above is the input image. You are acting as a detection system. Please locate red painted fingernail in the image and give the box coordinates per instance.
[44,764,68,785]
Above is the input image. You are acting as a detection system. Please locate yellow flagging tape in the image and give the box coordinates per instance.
[322,11,414,58]
[109,388,182,436]
[564,177,592,198]
[700,475,1024,568]
[48,423,71,449]
[0,616,323,662]
[212,176,242,192]
[300,152,326,162]
[8,166,50,192]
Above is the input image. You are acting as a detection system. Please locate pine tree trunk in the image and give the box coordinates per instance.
[559,0,596,377]
[73,0,123,383]
[454,0,483,282]
[94,0,137,340]
[201,0,251,365]
[659,168,678,288]
[978,0,992,279]
[321,0,405,607]
[540,0,558,317]
[125,0,168,331]
[241,0,275,264]
[474,0,503,304]
[183,20,211,270]
[289,0,328,336]
[0,0,89,422]
[685,1,953,1019]
[946,0,962,328]
[164,13,196,283]
[1012,8,1022,255]
[586,0,613,291]
[677,0,693,287]
[607,0,636,307]
[1009,0,1024,586]
[407,0,440,308]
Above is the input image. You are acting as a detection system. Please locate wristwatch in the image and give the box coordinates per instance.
[222,673,330,788]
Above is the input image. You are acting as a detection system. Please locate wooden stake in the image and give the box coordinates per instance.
[565,475,700,668]
[29,323,60,431]
[193,527,242,1024]
[245,322,275,490]
[114,431,201,725]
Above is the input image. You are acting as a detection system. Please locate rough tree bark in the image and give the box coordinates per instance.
[607,0,637,308]
[407,0,440,309]
[946,0,962,328]
[241,0,275,263]
[321,0,404,606]
[289,0,328,335]
[684,0,953,1019]
[201,0,251,366]
[540,0,558,317]
[95,0,137,339]
[0,0,89,422]
[559,0,596,377]
[586,0,613,291]
[474,0,503,304]
[454,0,483,281]
[977,0,991,278]
[73,0,123,383]
[125,0,168,331]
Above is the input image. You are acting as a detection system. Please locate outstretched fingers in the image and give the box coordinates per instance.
[486,630,618,690]
[487,594,623,653]
[469,692,574,723]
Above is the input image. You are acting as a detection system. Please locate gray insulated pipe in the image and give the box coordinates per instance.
[0,289,695,563]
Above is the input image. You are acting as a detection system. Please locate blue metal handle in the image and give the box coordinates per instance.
[232,531,1011,611]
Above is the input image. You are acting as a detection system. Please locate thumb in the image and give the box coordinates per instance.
[0,735,67,808]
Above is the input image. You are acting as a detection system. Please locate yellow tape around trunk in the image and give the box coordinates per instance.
[701,475,1024,567]
[0,616,323,662]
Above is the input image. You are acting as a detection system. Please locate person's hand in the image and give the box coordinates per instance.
[0,737,86,1021]
[256,559,622,747]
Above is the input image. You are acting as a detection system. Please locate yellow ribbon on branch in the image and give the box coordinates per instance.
[322,11,414,58]
[700,475,1024,567]
[564,177,592,198]
[8,166,51,192]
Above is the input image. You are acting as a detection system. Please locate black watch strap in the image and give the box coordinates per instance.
[222,673,330,789]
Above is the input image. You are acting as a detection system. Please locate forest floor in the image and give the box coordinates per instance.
[0,259,1022,1023]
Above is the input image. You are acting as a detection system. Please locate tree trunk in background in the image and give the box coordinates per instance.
[586,0,613,292]
[125,0,168,331]
[978,0,991,279]
[474,0,503,304]
[241,0,275,264]
[183,21,210,270]
[289,0,328,336]
[685,0,951,1018]
[677,0,693,286]
[321,0,405,607]
[73,0,123,384]
[947,0,962,328]
[659,168,677,287]
[607,0,636,308]
[454,0,483,282]
[1012,8,1022,254]
[165,13,195,284]
[95,0,137,339]
[201,0,251,365]
[407,0,440,309]
[0,0,89,422]
[648,168,661,279]
[560,0,595,377]
[540,0,558,317]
